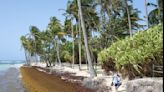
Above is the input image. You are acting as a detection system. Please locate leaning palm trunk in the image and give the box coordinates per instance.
[84,50,89,70]
[126,0,132,37]
[24,50,28,64]
[77,0,97,78]
[90,47,96,70]
[56,40,61,66]
[156,0,161,23]
[78,15,82,70]
[145,0,149,27]
[24,50,30,65]
[71,19,75,68]
[34,53,38,64]
[27,52,32,66]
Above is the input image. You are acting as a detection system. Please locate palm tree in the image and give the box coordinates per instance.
[78,12,82,70]
[40,31,54,67]
[66,0,79,68]
[71,20,75,68]
[64,16,76,68]
[62,4,76,68]
[77,0,97,78]
[148,9,160,26]
[147,0,163,26]
[156,0,163,23]
[29,26,41,63]
[20,34,36,65]
[66,0,99,69]
[20,36,30,65]
[98,0,141,41]
[48,16,65,66]
[98,0,143,48]
[145,0,149,27]
[125,0,132,37]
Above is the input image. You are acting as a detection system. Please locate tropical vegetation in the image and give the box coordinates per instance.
[98,24,163,79]
[20,0,163,78]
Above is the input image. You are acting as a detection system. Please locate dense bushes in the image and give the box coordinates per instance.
[98,24,163,79]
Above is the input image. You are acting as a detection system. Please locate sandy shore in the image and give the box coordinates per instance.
[0,67,24,92]
[31,63,127,92]
[20,66,95,92]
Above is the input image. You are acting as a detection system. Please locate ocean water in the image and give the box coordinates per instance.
[0,63,25,92]
[0,63,23,76]
[0,64,23,71]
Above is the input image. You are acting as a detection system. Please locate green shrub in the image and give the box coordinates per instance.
[61,50,72,63]
[98,24,163,78]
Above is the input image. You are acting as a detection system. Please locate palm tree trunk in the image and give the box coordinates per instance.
[77,0,96,78]
[34,53,38,64]
[56,40,61,66]
[145,0,149,28]
[90,47,96,69]
[24,50,29,65]
[28,52,31,66]
[71,19,75,68]
[126,0,132,37]
[84,50,89,70]
[78,19,82,70]
[156,0,161,23]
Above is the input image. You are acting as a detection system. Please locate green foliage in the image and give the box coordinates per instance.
[61,42,72,63]
[98,2,144,49]
[148,0,163,27]
[61,51,72,63]
[98,24,163,78]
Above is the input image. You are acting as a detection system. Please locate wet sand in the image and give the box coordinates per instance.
[0,68,24,92]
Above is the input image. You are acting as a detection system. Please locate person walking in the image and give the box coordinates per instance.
[111,72,122,92]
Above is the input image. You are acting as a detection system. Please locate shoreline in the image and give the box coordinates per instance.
[20,66,95,92]
[27,63,163,92]
[0,63,24,71]
[0,63,162,92]
[21,63,127,92]
[0,67,25,92]
[39,63,127,91]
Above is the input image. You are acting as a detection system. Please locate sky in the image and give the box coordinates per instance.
[0,0,156,60]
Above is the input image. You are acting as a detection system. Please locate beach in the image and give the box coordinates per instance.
[0,65,25,92]
[0,63,162,92]
[20,66,95,92]
[20,63,127,92]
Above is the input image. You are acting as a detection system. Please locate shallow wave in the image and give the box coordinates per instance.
[0,67,25,92]
[0,64,23,71]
